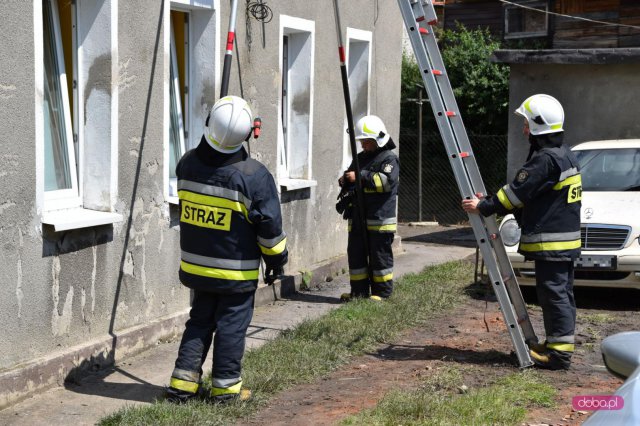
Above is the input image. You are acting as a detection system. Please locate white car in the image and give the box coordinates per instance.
[499,139,640,289]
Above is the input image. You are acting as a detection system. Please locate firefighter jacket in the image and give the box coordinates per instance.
[478,134,581,261]
[176,137,288,294]
[345,140,400,233]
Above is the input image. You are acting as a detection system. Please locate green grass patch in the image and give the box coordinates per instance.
[342,368,555,426]
[99,261,473,426]
[581,313,615,325]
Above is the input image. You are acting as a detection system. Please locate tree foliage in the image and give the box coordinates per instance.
[401,24,510,135]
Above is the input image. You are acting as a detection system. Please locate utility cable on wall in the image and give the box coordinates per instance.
[500,0,640,31]
[245,0,273,51]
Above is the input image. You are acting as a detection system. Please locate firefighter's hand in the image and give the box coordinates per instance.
[344,171,356,183]
[461,197,480,214]
[265,266,285,285]
[338,175,345,187]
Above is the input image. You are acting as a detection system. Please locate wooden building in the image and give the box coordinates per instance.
[440,0,640,48]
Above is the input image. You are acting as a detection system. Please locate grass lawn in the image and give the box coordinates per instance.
[342,367,555,425]
[100,261,475,425]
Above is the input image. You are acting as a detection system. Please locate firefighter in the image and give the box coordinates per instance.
[166,96,288,403]
[338,115,399,301]
[462,94,581,370]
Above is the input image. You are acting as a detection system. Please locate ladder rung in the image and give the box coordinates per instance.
[416,15,425,22]
[419,27,429,35]
[428,19,438,25]
[445,111,456,117]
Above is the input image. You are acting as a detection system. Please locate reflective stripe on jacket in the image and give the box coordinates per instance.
[479,142,581,261]
[177,138,288,293]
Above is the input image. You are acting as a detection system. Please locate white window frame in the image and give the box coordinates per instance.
[277,15,317,191]
[504,0,549,39]
[165,0,218,204]
[37,0,122,231]
[42,0,81,210]
[168,11,189,201]
[342,28,372,172]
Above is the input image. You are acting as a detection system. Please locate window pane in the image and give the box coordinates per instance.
[169,49,183,179]
[43,0,72,191]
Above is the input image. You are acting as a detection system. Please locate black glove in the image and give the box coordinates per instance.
[335,190,353,219]
[265,265,285,285]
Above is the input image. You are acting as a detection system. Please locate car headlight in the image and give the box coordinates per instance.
[500,218,521,247]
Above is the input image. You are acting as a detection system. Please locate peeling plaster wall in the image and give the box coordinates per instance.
[0,0,186,372]
[507,63,640,179]
[219,0,403,273]
[0,0,401,374]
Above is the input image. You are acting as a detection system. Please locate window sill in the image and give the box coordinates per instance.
[42,208,123,232]
[167,195,180,205]
[279,178,317,191]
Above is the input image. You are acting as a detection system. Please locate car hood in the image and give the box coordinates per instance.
[581,192,640,226]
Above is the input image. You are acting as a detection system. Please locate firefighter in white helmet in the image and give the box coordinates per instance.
[463,94,581,370]
[167,96,288,403]
[337,115,399,301]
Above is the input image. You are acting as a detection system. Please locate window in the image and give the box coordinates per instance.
[39,0,122,230]
[504,1,549,39]
[165,1,216,204]
[278,16,317,191]
[342,29,372,171]
[43,0,80,209]
[169,10,189,199]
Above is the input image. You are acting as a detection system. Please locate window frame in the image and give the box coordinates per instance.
[277,15,317,191]
[168,11,189,200]
[42,0,81,211]
[504,0,549,40]
[165,1,217,205]
[38,0,123,231]
[342,28,372,172]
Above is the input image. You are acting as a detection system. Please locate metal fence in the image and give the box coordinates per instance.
[398,130,508,225]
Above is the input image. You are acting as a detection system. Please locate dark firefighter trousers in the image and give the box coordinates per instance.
[348,225,394,298]
[169,290,254,398]
[534,260,576,348]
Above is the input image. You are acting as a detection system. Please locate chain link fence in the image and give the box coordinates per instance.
[398,130,508,225]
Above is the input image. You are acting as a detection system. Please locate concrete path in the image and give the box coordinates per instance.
[0,225,475,426]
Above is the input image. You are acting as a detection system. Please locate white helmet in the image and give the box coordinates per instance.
[354,115,390,147]
[515,94,564,136]
[206,96,253,153]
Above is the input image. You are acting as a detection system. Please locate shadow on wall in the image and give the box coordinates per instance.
[41,225,113,257]
[281,187,311,203]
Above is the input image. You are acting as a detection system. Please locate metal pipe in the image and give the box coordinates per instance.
[220,0,239,98]
[332,0,372,281]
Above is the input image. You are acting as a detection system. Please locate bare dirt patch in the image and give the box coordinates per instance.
[246,278,637,426]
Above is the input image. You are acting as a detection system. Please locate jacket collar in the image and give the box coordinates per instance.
[195,135,247,167]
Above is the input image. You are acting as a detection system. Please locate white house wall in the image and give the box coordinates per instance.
[0,0,402,408]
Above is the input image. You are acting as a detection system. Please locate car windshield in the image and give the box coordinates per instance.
[574,148,640,191]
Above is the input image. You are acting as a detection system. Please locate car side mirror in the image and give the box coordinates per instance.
[601,331,640,378]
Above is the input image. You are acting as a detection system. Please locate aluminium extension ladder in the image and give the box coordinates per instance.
[398,0,538,368]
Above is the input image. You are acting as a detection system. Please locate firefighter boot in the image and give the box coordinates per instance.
[211,380,252,404]
[530,343,573,370]
[165,385,200,404]
[528,340,547,353]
